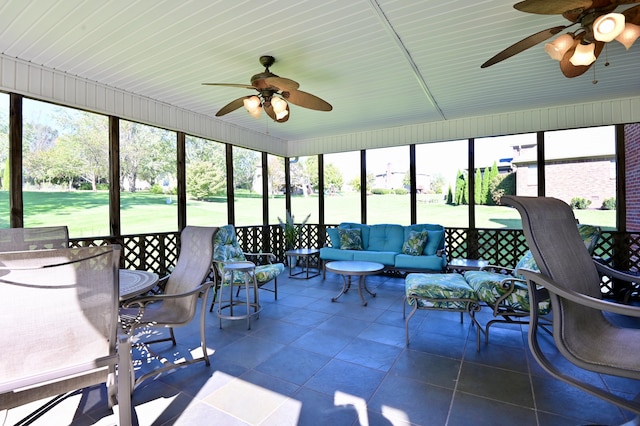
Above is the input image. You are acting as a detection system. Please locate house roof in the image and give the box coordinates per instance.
[0,0,638,157]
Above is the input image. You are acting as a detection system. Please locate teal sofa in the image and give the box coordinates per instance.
[320,222,447,278]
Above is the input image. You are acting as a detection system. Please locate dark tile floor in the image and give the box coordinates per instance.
[3,269,639,425]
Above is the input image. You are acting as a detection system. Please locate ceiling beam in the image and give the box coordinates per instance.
[367,0,446,120]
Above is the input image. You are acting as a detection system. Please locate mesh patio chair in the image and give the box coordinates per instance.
[503,195,640,417]
[120,226,217,387]
[0,245,131,425]
[0,226,69,251]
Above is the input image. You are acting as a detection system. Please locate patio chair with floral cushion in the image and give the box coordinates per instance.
[209,224,284,312]
[463,223,601,342]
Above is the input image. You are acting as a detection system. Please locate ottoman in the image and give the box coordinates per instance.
[404,273,482,351]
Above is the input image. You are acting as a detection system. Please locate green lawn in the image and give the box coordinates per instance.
[0,191,617,237]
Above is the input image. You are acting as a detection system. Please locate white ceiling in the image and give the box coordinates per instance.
[0,0,638,143]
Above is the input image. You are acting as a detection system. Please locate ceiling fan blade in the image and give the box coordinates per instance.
[264,76,300,91]
[282,90,332,111]
[559,39,604,78]
[202,83,254,90]
[215,96,248,117]
[623,4,640,23]
[481,26,568,68]
[514,0,593,14]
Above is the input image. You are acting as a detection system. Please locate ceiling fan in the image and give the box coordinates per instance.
[481,0,640,78]
[203,55,332,123]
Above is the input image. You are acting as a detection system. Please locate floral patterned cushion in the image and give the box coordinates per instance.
[578,223,601,255]
[513,251,539,279]
[402,230,429,256]
[223,263,285,285]
[464,270,551,315]
[405,273,477,310]
[338,228,363,250]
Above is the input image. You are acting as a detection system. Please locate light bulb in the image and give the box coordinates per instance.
[545,34,574,61]
[593,13,626,42]
[271,96,287,113]
[243,96,262,119]
[616,22,640,50]
[570,43,596,66]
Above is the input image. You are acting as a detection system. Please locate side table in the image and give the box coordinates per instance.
[447,258,489,274]
[217,261,261,330]
[285,248,321,279]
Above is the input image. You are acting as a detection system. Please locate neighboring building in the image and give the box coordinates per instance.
[512,141,616,208]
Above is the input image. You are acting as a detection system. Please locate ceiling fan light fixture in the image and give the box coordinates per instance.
[616,22,640,50]
[570,42,596,66]
[593,13,626,42]
[545,34,574,60]
[243,95,262,119]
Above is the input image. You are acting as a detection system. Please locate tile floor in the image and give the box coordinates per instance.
[3,269,639,425]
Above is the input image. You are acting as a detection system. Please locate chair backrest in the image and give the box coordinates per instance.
[0,226,69,252]
[163,226,217,316]
[212,225,247,274]
[513,223,601,278]
[502,196,606,351]
[0,245,121,410]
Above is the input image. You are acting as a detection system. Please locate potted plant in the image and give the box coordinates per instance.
[278,210,310,251]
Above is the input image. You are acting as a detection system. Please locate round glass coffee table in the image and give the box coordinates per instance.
[325,261,384,306]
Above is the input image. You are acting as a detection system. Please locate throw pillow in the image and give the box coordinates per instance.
[338,228,363,250]
[423,229,444,256]
[402,230,429,256]
[326,227,341,248]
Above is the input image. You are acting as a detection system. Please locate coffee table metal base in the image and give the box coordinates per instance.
[326,261,384,306]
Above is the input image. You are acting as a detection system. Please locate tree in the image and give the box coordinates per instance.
[481,166,490,205]
[267,156,285,195]
[454,169,467,205]
[446,185,453,204]
[233,148,259,192]
[324,163,343,192]
[474,168,483,205]
[430,173,446,194]
[186,160,226,200]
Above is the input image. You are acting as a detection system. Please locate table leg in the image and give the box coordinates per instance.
[331,274,353,302]
[357,275,377,306]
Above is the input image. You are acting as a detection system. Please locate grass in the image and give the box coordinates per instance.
[0,191,617,237]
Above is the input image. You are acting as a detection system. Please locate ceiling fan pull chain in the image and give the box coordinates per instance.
[604,43,610,67]
[592,64,598,85]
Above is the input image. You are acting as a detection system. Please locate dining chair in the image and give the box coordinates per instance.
[120,226,218,388]
[0,226,69,251]
[0,245,131,425]
[503,195,640,417]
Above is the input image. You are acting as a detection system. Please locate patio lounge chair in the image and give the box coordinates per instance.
[0,245,131,425]
[463,223,601,341]
[504,195,640,416]
[120,226,218,387]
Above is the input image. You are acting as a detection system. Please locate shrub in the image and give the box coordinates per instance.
[601,197,616,210]
[78,183,92,190]
[371,188,392,195]
[570,197,591,209]
[394,188,408,195]
[149,184,164,194]
[96,183,109,191]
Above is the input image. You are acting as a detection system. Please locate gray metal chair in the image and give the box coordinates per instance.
[0,226,69,251]
[0,245,131,425]
[503,195,640,416]
[120,226,218,387]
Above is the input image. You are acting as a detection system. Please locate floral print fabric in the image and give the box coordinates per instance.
[338,228,363,250]
[402,230,429,256]
[405,273,477,310]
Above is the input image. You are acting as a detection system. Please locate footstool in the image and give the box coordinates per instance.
[404,273,483,351]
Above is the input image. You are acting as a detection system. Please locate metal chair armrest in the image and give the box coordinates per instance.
[122,280,216,307]
[519,269,640,318]
[594,259,640,283]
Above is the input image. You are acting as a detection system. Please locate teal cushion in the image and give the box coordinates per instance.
[402,230,429,256]
[326,228,341,248]
[338,228,363,250]
[367,224,404,252]
[423,229,444,256]
[514,251,539,279]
